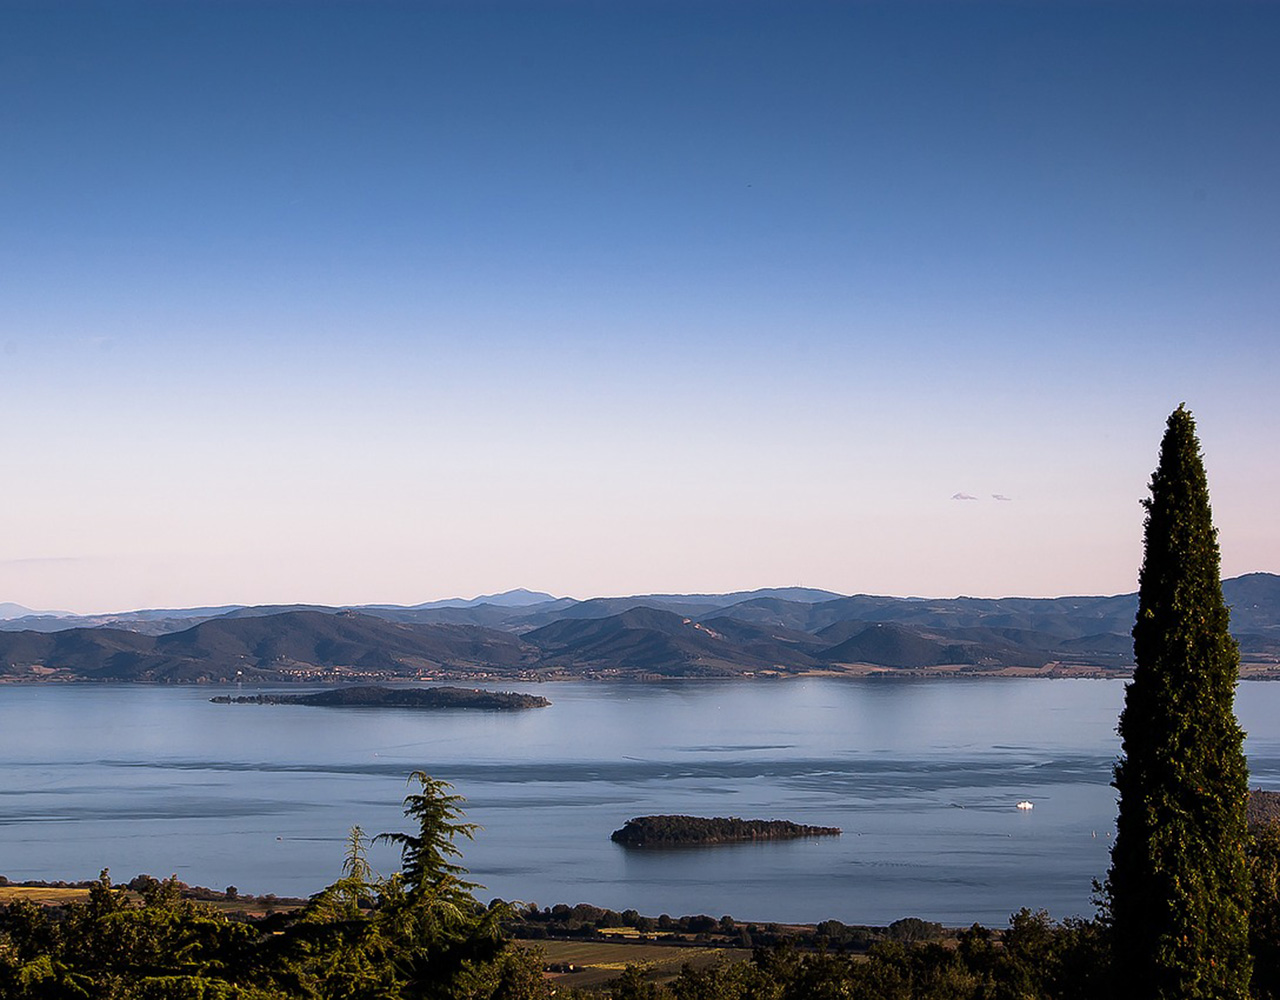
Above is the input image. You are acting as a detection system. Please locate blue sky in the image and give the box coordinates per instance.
[2,1,1277,612]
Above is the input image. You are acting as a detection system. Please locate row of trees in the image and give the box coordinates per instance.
[506,902,944,951]
[596,831,1280,1000]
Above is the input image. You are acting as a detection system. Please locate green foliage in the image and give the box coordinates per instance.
[11,879,1231,1000]
[1106,405,1252,999]
[375,771,481,904]
[1251,825,1280,1000]
[307,826,376,922]
[273,774,535,1000]
[0,869,268,999]
[582,913,1118,1000]
[0,774,548,1000]
[885,916,945,943]
[343,825,374,887]
[669,957,783,1000]
[608,963,667,1000]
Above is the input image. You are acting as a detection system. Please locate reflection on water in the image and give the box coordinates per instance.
[2,678,1277,925]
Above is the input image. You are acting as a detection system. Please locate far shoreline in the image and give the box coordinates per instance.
[4,662,1280,684]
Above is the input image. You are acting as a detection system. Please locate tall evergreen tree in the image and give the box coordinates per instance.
[1106,405,1251,999]
[375,771,480,903]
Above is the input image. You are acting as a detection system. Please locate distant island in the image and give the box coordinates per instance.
[210,685,550,711]
[611,815,842,848]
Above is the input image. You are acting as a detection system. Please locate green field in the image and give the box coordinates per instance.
[532,939,744,989]
[0,886,90,906]
[0,885,303,917]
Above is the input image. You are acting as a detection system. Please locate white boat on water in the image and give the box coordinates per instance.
[1016,800,1034,810]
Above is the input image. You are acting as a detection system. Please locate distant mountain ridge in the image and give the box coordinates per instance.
[0,586,842,634]
[403,588,560,610]
[1,575,1276,681]
[0,611,538,682]
[0,602,69,621]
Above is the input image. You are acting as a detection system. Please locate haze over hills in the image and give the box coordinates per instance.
[0,575,1276,682]
[0,602,69,621]
[400,588,560,610]
[0,604,256,635]
[0,586,843,635]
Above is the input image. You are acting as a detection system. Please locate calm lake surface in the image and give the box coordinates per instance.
[3,678,1279,926]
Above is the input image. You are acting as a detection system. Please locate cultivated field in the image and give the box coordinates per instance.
[533,939,744,989]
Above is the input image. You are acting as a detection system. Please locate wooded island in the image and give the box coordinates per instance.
[611,815,841,848]
[210,684,549,710]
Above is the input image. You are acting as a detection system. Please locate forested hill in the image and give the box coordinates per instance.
[0,611,538,682]
[0,575,1277,681]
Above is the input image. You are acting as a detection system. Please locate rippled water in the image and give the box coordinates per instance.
[3,678,1278,925]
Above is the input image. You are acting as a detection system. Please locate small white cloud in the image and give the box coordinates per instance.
[950,492,979,501]
[992,494,1013,502]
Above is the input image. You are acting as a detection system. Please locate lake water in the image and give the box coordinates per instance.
[2,678,1278,926]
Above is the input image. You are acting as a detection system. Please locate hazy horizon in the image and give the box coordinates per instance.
[3,2,1277,613]
[10,574,1273,621]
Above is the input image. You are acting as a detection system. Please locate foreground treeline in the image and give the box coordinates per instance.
[0,773,549,1000]
[594,816,1276,1000]
[0,869,548,999]
[604,910,1110,1000]
[2,819,1278,999]
[599,839,1280,1000]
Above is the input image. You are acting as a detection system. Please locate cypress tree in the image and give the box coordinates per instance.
[1106,405,1251,999]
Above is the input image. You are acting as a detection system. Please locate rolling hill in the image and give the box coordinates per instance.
[0,611,538,682]
[0,574,1275,680]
